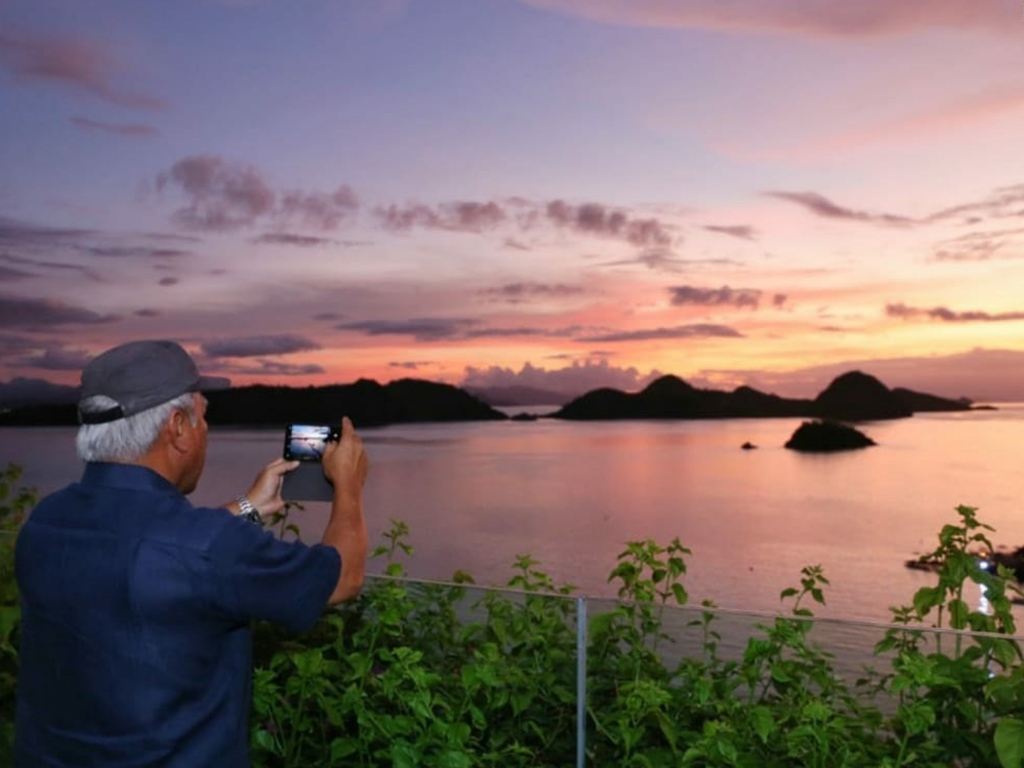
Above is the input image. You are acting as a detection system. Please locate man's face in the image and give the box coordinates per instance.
[179,393,209,494]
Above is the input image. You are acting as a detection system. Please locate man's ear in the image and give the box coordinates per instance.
[166,408,191,453]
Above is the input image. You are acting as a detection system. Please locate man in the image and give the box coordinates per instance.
[14,339,368,767]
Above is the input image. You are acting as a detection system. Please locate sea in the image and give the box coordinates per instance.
[5,405,1024,629]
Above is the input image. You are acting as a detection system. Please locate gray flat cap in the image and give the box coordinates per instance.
[78,340,217,424]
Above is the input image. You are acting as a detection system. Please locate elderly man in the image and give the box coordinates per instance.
[14,339,368,767]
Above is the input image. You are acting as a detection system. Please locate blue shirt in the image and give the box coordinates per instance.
[14,462,341,768]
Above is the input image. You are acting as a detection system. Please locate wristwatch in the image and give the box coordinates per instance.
[236,495,262,525]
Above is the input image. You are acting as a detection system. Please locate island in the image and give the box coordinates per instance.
[0,378,506,428]
[552,370,976,422]
[784,420,876,452]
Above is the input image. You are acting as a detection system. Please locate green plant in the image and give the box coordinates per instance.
[875,505,1024,767]
[0,464,36,761]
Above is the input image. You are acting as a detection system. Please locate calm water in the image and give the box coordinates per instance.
[5,406,1024,624]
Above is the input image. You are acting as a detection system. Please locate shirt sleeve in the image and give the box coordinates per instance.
[203,515,342,634]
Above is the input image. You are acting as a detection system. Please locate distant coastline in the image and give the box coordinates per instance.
[0,369,988,428]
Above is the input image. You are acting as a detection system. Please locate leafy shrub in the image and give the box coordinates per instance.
[0,464,35,762]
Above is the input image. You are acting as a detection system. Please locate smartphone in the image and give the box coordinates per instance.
[281,423,339,502]
[283,423,340,462]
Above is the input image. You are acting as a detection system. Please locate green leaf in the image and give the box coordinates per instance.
[751,706,774,743]
[947,598,970,628]
[671,582,688,605]
[995,718,1024,768]
[913,586,943,616]
[253,729,279,754]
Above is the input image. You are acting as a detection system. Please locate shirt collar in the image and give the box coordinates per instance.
[81,462,183,497]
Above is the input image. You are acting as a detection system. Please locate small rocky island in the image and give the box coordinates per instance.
[784,420,876,453]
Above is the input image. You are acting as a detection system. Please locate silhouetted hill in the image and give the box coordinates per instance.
[0,377,79,411]
[813,371,911,421]
[556,375,817,420]
[555,370,972,421]
[892,387,973,412]
[0,378,506,427]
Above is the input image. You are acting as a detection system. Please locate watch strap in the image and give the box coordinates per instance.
[236,495,262,525]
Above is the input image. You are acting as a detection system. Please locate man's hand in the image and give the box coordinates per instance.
[322,417,368,504]
[243,457,300,518]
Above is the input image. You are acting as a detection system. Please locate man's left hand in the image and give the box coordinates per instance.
[244,458,300,518]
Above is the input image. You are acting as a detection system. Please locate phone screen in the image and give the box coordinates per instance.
[283,424,336,461]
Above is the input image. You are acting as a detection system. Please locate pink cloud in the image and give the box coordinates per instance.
[0,31,165,110]
[462,359,663,398]
[156,155,276,231]
[519,0,1007,39]
[376,200,505,233]
[767,86,1024,160]
[545,200,674,248]
[279,186,359,230]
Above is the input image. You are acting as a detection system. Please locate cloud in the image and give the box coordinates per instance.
[70,117,160,138]
[464,326,579,339]
[156,155,276,231]
[0,253,100,281]
[0,294,118,328]
[279,186,359,230]
[927,184,1024,224]
[503,237,531,251]
[135,308,160,317]
[338,318,477,341]
[253,233,336,247]
[0,30,165,109]
[886,303,1024,323]
[0,216,95,246]
[376,201,506,233]
[339,317,586,342]
[772,293,788,308]
[668,284,762,309]
[15,345,93,371]
[157,156,366,234]
[79,245,191,258]
[0,334,47,357]
[764,191,915,226]
[232,360,326,376]
[0,264,35,281]
[580,324,743,342]
[462,359,663,397]
[704,225,757,241]
[598,249,739,272]
[929,227,1024,262]
[139,231,203,243]
[479,282,585,303]
[545,200,673,248]
[158,277,179,286]
[779,88,1024,160]
[389,361,434,370]
[517,0,1006,39]
[201,334,322,358]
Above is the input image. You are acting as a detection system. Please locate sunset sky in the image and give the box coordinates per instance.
[2,0,1024,401]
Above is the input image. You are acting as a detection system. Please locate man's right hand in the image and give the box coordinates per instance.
[322,416,368,502]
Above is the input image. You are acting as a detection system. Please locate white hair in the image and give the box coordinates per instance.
[76,392,197,463]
